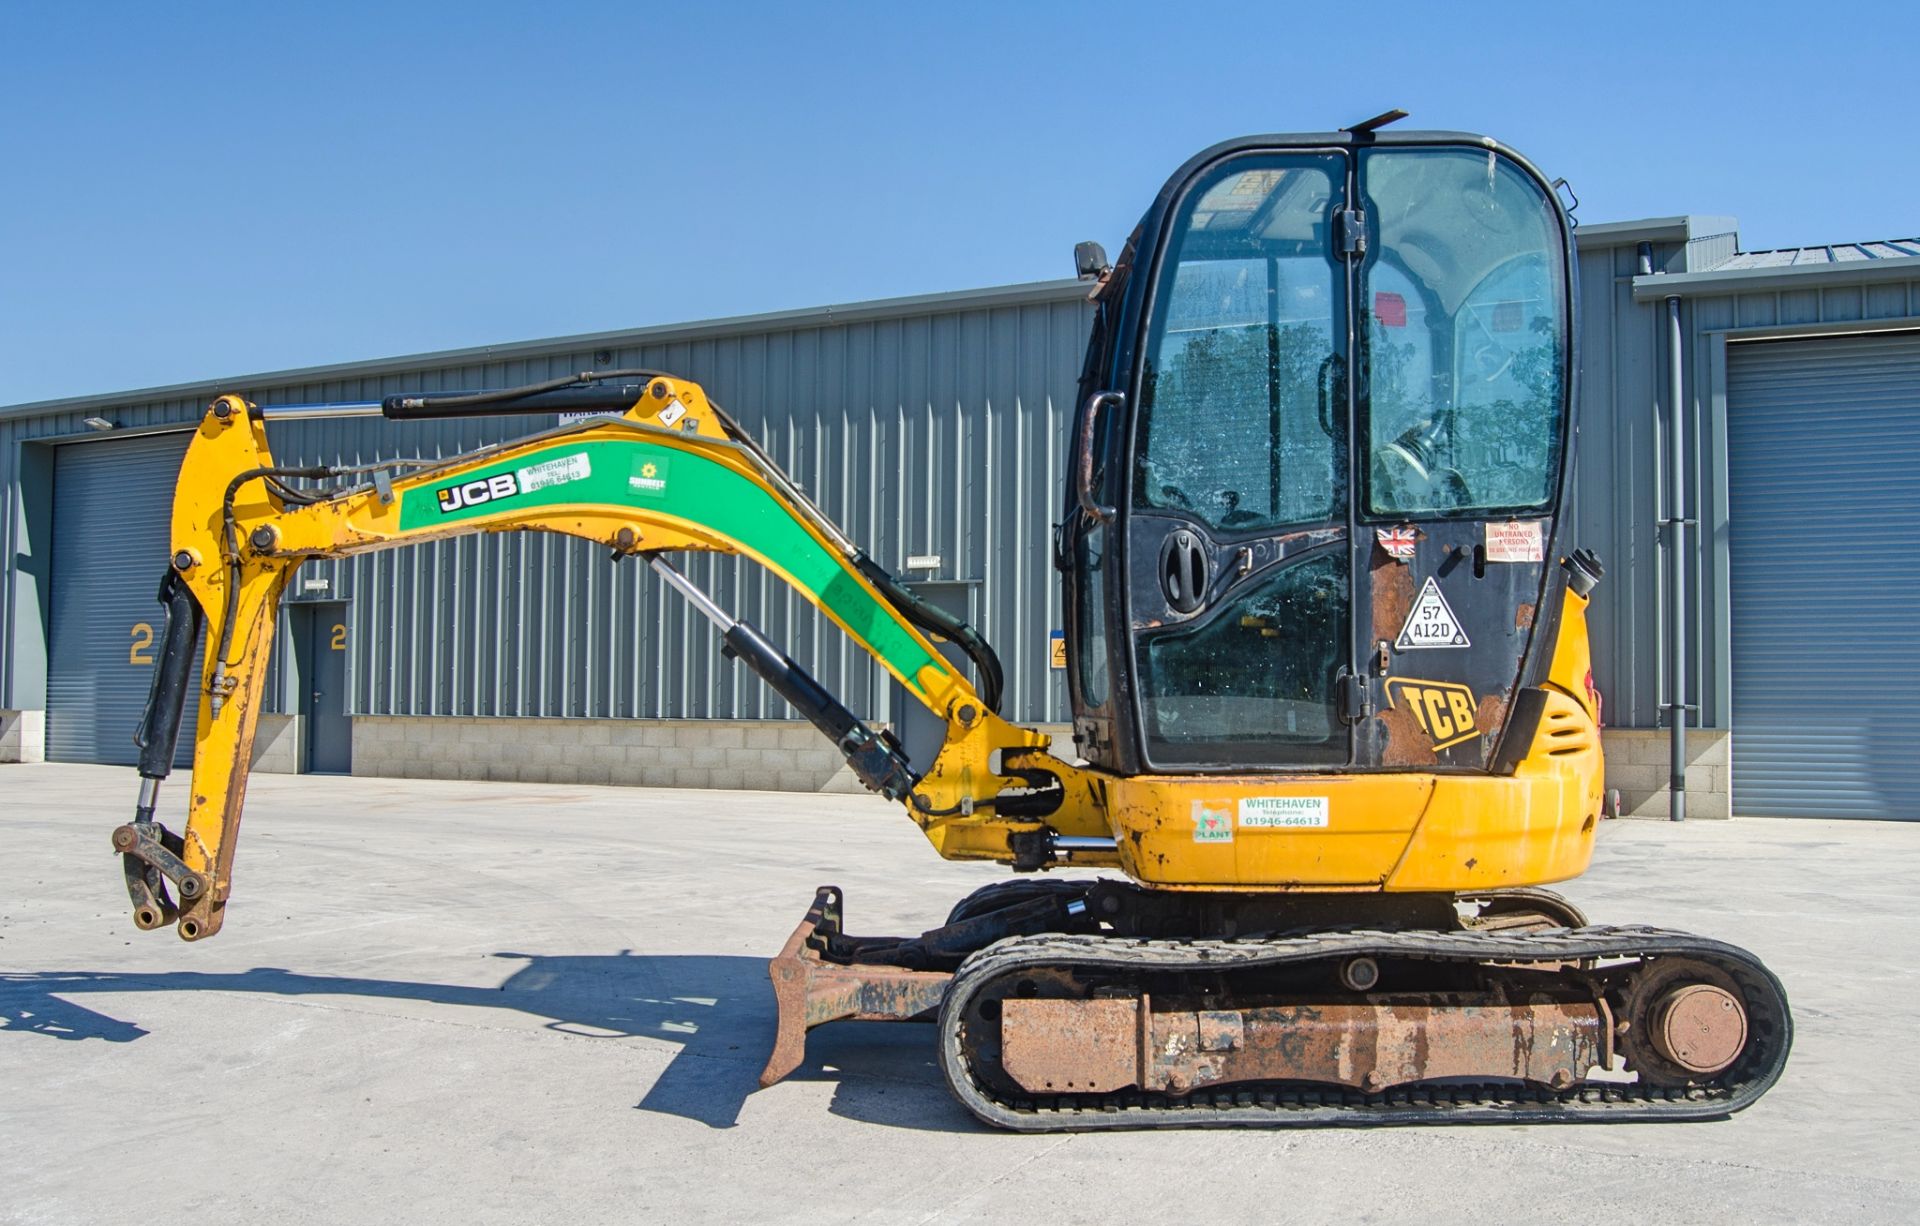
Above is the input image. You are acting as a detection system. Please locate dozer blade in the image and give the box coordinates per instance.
[760,886,951,1087]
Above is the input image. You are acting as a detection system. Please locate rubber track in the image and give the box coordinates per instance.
[937,925,1792,1132]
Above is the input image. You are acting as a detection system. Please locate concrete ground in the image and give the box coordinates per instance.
[3,764,1915,1225]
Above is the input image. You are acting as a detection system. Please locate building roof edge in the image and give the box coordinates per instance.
[2,278,1090,421]
[1631,254,1920,302]
[1574,215,1740,247]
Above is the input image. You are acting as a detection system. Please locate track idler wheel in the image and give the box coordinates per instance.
[1618,957,1752,1085]
[1649,983,1747,1075]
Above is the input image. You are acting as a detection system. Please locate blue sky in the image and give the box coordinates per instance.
[3,0,1912,406]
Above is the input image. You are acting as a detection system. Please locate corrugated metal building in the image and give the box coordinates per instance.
[1568,218,1920,818]
[1,282,1093,792]
[5,216,1920,818]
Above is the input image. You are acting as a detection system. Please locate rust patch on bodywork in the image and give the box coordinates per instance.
[1000,997,1145,1094]
[1370,554,1416,639]
[1475,693,1510,750]
[1378,704,1439,766]
[1370,555,1427,763]
[999,993,1607,1096]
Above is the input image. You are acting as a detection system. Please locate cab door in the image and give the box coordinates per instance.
[1349,147,1574,771]
[1117,150,1355,773]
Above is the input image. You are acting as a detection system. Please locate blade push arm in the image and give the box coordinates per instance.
[119,376,1110,940]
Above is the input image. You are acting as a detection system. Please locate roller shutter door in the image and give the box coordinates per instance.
[1727,331,1920,819]
[46,432,199,765]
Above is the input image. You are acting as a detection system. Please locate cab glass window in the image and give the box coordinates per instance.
[1134,154,1346,534]
[1137,551,1347,766]
[1359,148,1568,517]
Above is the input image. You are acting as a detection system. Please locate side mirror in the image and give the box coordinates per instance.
[1077,391,1123,522]
[1074,240,1111,282]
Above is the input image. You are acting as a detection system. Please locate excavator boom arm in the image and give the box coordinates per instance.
[117,376,1100,941]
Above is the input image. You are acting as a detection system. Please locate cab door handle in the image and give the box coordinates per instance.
[1160,529,1209,614]
[1075,391,1123,524]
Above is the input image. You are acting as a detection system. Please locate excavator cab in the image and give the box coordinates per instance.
[1065,130,1588,778]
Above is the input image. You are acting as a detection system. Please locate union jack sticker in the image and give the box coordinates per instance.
[1376,526,1418,561]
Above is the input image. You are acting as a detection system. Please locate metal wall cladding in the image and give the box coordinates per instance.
[11,257,1919,740]
[2,284,1094,726]
[4,409,206,713]
[1724,331,1920,819]
[1570,237,1920,730]
[1569,236,1689,728]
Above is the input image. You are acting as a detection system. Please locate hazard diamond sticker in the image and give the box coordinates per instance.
[1395,576,1470,650]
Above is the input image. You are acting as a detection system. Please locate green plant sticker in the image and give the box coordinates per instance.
[1193,801,1234,843]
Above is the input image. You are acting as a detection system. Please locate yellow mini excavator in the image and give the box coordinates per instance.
[114,118,1789,1129]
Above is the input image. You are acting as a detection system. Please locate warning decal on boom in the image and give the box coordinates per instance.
[1395,576,1470,650]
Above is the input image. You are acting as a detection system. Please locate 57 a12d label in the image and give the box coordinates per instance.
[1395,576,1470,650]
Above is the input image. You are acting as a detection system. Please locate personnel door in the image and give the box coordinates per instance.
[296,602,352,773]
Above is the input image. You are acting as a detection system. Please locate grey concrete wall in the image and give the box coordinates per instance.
[1599,728,1730,820]
[0,707,45,762]
[351,716,867,792]
[251,714,299,774]
[0,711,298,771]
[13,697,1720,821]
[332,716,1693,821]
[346,716,1078,792]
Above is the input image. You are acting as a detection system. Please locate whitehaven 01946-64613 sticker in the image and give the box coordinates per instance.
[516,452,591,493]
[1239,796,1329,829]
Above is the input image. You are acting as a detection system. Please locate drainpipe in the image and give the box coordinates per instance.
[1641,241,1689,823]
[1666,293,1688,822]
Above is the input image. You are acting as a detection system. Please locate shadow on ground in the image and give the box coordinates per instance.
[0,953,973,1132]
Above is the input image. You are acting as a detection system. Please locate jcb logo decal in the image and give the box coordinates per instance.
[436,472,518,513]
[1384,678,1480,750]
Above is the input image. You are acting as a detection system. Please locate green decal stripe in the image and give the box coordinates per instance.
[398,440,945,696]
